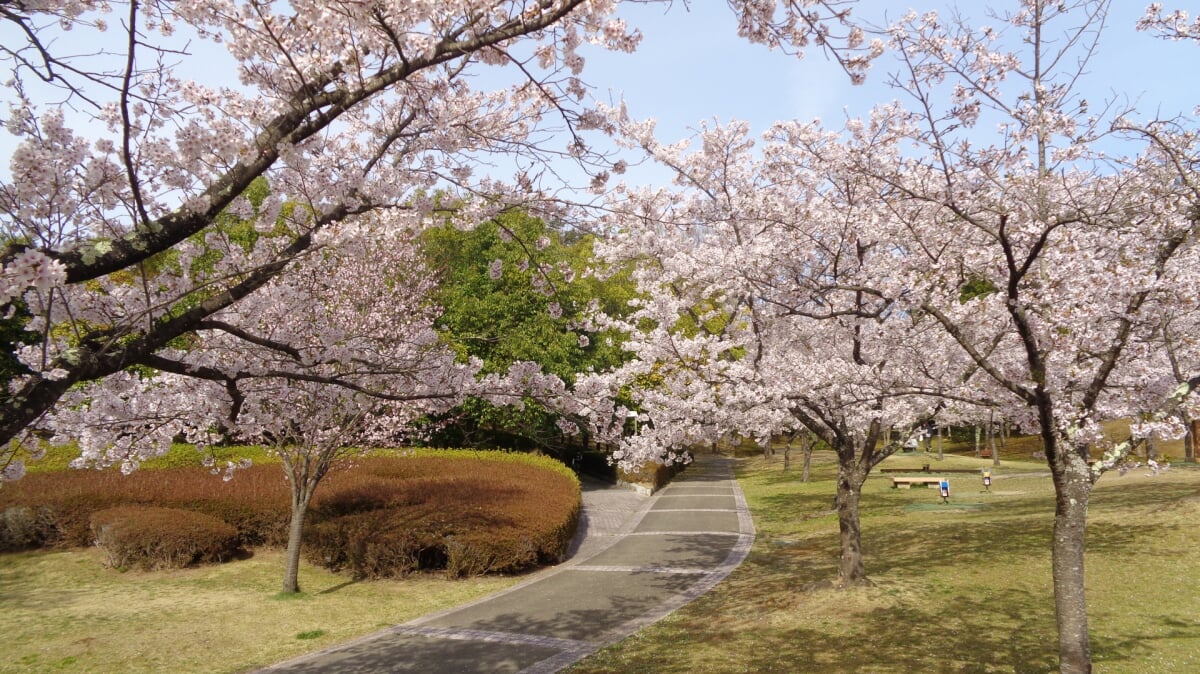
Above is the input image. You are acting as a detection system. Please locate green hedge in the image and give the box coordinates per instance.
[20,442,277,474]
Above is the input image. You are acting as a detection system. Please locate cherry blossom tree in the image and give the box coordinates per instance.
[42,219,482,591]
[0,0,886,481]
[825,3,1200,670]
[590,116,977,585]
[589,3,1198,669]
[1137,5,1200,464]
[1138,3,1200,40]
[0,0,652,474]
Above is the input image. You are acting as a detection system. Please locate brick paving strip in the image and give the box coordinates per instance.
[257,453,754,674]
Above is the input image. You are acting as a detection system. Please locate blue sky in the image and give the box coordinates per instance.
[578,1,1200,141]
[3,2,1198,189]
[541,1,1200,191]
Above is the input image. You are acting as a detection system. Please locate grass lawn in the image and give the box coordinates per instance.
[567,449,1200,673]
[0,547,521,673]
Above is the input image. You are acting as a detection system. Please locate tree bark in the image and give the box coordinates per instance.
[988,410,999,465]
[1189,419,1199,462]
[1050,452,1094,674]
[282,492,311,594]
[834,460,869,585]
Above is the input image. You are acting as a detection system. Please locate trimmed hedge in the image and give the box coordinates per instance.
[0,465,290,550]
[20,442,277,475]
[1,448,581,579]
[305,456,580,578]
[90,506,240,570]
[306,509,446,578]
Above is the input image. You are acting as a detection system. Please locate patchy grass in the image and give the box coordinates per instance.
[0,548,520,674]
[567,451,1200,673]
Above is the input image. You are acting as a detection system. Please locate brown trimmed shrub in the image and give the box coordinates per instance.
[0,465,289,548]
[2,450,580,578]
[90,506,240,570]
[305,510,447,579]
[445,529,537,578]
[304,459,581,578]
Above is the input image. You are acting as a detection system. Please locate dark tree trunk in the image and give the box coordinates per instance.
[988,410,1000,466]
[834,460,869,585]
[1188,419,1199,463]
[789,409,880,588]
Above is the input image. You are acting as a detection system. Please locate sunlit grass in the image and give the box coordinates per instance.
[568,451,1200,673]
[0,548,521,674]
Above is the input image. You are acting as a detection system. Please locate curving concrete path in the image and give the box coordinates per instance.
[256,452,754,673]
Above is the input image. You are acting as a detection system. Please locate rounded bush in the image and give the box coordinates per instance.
[90,506,240,570]
[305,462,580,578]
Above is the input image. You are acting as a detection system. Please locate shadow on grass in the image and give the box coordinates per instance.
[1090,614,1200,669]
[737,590,1060,673]
[316,578,362,595]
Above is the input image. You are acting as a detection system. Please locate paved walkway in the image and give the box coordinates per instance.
[257,453,754,673]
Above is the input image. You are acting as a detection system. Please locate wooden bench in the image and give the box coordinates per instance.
[891,476,944,489]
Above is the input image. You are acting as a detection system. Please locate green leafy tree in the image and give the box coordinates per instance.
[421,211,634,452]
